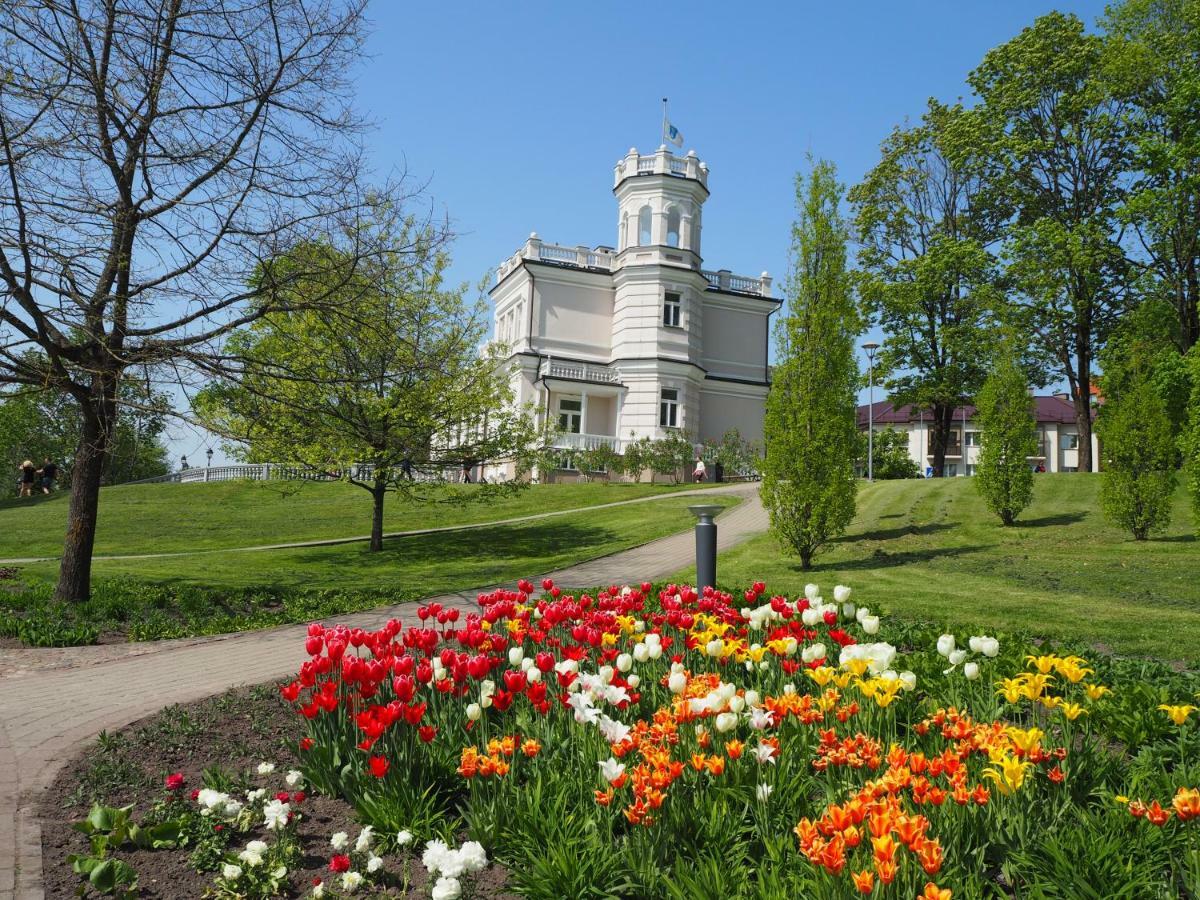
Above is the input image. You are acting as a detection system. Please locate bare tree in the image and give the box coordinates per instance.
[0,0,387,600]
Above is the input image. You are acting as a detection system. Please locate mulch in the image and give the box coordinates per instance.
[39,684,516,898]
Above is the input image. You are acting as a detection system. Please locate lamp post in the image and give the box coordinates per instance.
[688,504,722,592]
[206,447,213,468]
[863,342,879,481]
[180,454,188,471]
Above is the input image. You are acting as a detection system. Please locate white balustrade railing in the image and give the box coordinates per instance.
[614,147,709,188]
[554,432,624,452]
[701,268,774,297]
[539,359,621,385]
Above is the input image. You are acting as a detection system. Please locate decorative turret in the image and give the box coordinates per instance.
[612,146,709,259]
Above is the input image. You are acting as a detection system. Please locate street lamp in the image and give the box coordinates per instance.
[688,504,723,592]
[863,343,880,481]
[180,454,188,471]
[206,447,213,468]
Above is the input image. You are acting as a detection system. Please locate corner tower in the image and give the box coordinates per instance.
[613,146,709,263]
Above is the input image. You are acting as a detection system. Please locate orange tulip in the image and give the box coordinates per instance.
[874,857,898,885]
[1173,787,1200,821]
[1146,801,1172,826]
[919,883,952,900]
[851,869,875,894]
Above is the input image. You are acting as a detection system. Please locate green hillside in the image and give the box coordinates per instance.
[697,474,1199,664]
[0,480,693,559]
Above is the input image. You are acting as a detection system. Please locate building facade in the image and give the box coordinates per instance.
[486,145,780,479]
[857,397,1099,476]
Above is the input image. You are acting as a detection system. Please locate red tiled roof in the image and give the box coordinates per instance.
[856,395,1084,428]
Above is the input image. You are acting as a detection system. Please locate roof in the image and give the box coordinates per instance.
[856,395,1085,428]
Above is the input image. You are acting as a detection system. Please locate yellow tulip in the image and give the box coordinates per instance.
[1025,654,1060,675]
[1158,704,1197,727]
[1083,684,1111,701]
[1040,694,1063,710]
[1021,673,1055,699]
[1059,702,1087,721]
[983,755,1032,795]
[833,671,854,689]
[996,677,1026,704]
[843,658,870,678]
[806,666,835,687]
[1006,726,1044,755]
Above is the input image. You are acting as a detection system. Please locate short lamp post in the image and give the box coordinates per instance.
[863,342,879,481]
[206,448,214,468]
[689,504,722,592]
[180,454,189,472]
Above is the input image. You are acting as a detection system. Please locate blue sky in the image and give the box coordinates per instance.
[175,0,1111,465]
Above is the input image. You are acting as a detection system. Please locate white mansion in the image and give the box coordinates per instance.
[486,145,780,479]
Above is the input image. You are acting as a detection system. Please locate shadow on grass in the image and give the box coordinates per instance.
[770,545,987,575]
[1016,512,1087,528]
[0,490,67,511]
[838,522,957,543]
[1152,534,1198,544]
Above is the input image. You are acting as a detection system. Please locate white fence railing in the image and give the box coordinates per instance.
[539,359,621,385]
[126,463,456,486]
[553,433,624,452]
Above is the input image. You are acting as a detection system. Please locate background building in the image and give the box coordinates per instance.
[857,396,1099,476]
[487,145,780,479]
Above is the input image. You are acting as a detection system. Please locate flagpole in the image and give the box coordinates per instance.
[662,97,668,147]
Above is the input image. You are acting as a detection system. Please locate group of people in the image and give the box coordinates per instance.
[15,457,57,497]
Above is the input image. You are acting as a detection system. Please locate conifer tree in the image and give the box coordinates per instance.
[760,160,860,569]
[1098,363,1178,540]
[975,346,1038,525]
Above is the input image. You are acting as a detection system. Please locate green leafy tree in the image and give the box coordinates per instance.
[1182,344,1200,527]
[761,160,860,570]
[703,428,761,478]
[647,433,696,484]
[571,443,622,482]
[859,428,920,480]
[197,224,541,552]
[970,12,1134,474]
[975,347,1038,525]
[851,100,1004,477]
[1097,362,1178,539]
[1104,0,1200,350]
[0,380,171,488]
[621,436,653,484]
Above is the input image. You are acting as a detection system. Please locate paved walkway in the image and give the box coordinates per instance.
[0,483,752,564]
[0,487,767,899]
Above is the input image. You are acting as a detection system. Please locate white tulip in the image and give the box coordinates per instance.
[744,689,761,708]
[599,757,626,783]
[599,665,614,683]
[964,662,980,681]
[801,608,820,627]
[647,643,663,660]
[521,657,534,671]
[804,583,820,600]
[948,649,967,667]
[633,643,650,663]
[616,653,633,673]
[834,584,852,603]
[841,602,857,620]
[508,646,524,666]
[936,634,956,657]
[526,667,541,684]
[466,703,482,722]
[705,639,724,658]
[756,783,773,803]
[861,615,880,635]
[715,712,738,733]
[728,695,745,714]
[968,636,985,654]
[856,606,871,623]
[981,637,1000,658]
[626,673,640,689]
[899,671,917,691]
[668,672,687,694]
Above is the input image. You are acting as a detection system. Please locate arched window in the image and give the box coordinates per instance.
[666,206,681,247]
[637,205,653,246]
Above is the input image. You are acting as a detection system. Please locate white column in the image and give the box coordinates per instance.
[581,391,589,436]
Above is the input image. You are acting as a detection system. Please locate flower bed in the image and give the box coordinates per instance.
[51,579,1200,897]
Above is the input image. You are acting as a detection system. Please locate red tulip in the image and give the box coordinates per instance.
[305,636,324,656]
[165,773,185,791]
[368,755,389,778]
[503,669,527,693]
[419,725,436,743]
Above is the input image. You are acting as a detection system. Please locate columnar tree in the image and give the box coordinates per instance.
[1104,0,1200,351]
[1097,362,1178,539]
[196,223,541,553]
[0,1,380,599]
[1182,344,1200,527]
[851,100,1002,477]
[761,160,860,570]
[970,12,1134,474]
[975,346,1038,525]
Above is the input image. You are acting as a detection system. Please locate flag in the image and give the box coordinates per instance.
[665,122,684,148]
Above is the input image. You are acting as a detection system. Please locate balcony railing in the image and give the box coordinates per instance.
[554,432,623,452]
[539,359,621,385]
[496,235,773,298]
[614,147,709,189]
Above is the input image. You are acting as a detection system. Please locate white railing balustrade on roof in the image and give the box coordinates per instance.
[538,359,621,385]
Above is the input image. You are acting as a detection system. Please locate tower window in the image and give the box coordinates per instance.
[666,206,681,247]
[659,388,679,428]
[638,205,652,246]
[663,292,681,328]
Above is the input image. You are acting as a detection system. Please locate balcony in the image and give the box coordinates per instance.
[613,147,709,190]
[553,432,623,452]
[496,235,774,298]
[539,359,622,386]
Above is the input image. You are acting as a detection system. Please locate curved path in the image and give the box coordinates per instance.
[0,485,768,899]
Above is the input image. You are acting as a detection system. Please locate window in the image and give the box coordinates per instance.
[965,431,981,447]
[965,464,977,476]
[663,292,681,327]
[666,206,681,247]
[558,398,582,434]
[1062,466,1078,473]
[1062,434,1080,450]
[944,463,959,477]
[638,205,652,246]
[659,388,679,428]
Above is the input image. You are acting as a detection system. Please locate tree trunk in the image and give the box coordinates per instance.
[800,548,813,570]
[55,378,117,602]
[369,482,386,552]
[1001,509,1014,527]
[929,404,955,477]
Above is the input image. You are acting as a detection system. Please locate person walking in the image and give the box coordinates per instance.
[38,457,58,494]
[18,459,37,498]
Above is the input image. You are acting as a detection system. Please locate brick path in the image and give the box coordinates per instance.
[0,486,767,899]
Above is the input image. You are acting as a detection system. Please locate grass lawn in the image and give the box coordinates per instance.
[0,480,697,559]
[679,474,1199,665]
[13,494,738,593]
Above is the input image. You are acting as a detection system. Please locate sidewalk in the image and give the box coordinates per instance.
[0,488,767,899]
